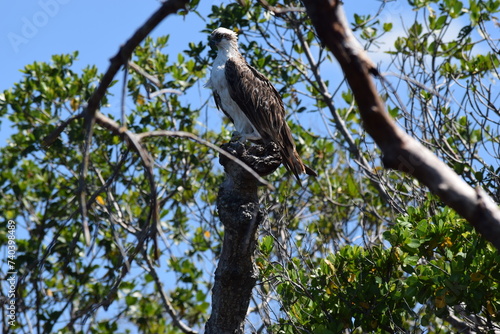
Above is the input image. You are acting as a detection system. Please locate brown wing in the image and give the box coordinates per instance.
[225,57,283,143]
[225,57,316,182]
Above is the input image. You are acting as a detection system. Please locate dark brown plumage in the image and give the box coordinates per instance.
[206,27,317,184]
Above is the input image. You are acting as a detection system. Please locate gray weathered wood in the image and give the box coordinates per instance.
[205,141,281,334]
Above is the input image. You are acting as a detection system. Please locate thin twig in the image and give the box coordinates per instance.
[128,60,163,88]
[137,130,275,190]
[121,61,129,129]
[149,88,183,98]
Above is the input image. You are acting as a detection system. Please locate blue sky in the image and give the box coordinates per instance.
[0,0,212,145]
[0,0,208,91]
[0,0,400,94]
[0,0,404,147]
[0,0,375,90]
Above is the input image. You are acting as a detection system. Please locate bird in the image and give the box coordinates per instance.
[204,27,317,184]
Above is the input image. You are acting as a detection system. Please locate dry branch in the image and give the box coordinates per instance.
[138,130,275,189]
[301,0,500,250]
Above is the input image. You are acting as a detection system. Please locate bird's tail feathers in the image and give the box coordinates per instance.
[304,163,318,177]
[285,149,317,185]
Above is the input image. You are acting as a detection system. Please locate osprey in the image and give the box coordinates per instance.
[205,27,317,184]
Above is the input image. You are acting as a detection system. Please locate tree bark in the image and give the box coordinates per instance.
[205,141,281,334]
[301,0,500,250]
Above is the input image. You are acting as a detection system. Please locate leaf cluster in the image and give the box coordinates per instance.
[264,201,500,333]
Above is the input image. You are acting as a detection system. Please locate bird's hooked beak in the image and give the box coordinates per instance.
[209,36,219,49]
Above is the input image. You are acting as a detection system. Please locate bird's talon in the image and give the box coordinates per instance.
[230,132,244,143]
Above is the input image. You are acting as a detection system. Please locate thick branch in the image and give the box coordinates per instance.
[292,25,405,213]
[205,142,281,334]
[302,0,500,250]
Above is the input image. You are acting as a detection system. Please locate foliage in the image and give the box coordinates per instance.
[0,0,499,333]
[0,38,216,333]
[263,201,500,332]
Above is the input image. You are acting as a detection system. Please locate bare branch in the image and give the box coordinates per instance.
[149,88,183,98]
[42,112,84,147]
[128,60,163,88]
[205,141,281,334]
[127,61,183,98]
[94,111,160,256]
[83,0,188,121]
[292,25,405,214]
[138,130,275,189]
[302,0,500,250]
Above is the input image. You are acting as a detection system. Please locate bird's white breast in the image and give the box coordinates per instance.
[207,52,261,141]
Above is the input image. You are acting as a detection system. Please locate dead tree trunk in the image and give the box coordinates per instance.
[205,141,281,334]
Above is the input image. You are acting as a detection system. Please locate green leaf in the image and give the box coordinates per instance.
[260,235,274,256]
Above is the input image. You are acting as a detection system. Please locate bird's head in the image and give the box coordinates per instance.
[209,27,238,51]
